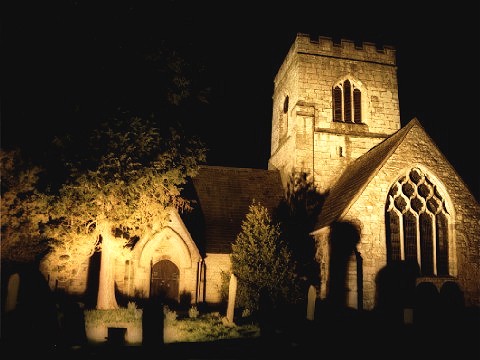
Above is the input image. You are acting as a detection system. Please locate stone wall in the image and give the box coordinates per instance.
[269,33,400,193]
[342,124,480,309]
[40,213,203,306]
[40,254,90,295]
[204,253,231,304]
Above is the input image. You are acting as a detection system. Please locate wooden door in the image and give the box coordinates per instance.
[150,260,179,302]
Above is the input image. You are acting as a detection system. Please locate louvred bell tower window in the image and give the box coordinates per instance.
[333,79,362,123]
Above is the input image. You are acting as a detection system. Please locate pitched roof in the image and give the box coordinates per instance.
[190,165,285,254]
[313,118,422,231]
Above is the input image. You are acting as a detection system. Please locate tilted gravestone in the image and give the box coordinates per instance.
[5,273,20,313]
[306,285,316,321]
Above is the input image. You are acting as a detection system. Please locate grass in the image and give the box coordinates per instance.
[83,302,260,344]
[84,301,143,327]
[164,310,260,343]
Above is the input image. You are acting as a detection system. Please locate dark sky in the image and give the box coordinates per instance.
[2,1,479,201]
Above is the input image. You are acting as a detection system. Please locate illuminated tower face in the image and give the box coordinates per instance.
[268,34,401,192]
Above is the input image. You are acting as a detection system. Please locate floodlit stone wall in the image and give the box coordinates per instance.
[203,253,231,304]
[269,33,400,192]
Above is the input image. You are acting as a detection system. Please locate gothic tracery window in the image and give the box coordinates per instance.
[332,79,362,123]
[385,168,450,276]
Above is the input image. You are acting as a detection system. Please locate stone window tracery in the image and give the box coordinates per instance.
[386,167,450,276]
[333,79,362,123]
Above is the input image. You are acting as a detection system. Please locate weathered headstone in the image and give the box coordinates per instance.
[306,285,316,321]
[403,308,414,325]
[226,273,237,324]
[5,273,20,312]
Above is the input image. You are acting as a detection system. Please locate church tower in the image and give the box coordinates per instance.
[268,33,400,193]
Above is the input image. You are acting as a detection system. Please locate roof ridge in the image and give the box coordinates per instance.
[314,118,420,230]
[198,164,272,172]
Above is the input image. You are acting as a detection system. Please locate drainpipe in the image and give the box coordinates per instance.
[201,259,206,303]
[149,258,153,298]
[312,106,315,184]
[195,260,201,303]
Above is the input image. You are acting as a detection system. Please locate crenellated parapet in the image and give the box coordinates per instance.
[275,33,396,86]
[296,33,396,65]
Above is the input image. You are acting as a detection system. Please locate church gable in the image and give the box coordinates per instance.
[381,120,480,211]
[338,118,480,307]
[315,118,480,230]
[314,118,417,230]
[133,211,201,270]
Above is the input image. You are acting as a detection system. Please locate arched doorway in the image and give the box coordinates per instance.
[150,260,179,303]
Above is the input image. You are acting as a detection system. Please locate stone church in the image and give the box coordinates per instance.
[41,33,480,312]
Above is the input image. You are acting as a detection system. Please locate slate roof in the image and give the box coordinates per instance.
[313,118,422,230]
[190,165,285,254]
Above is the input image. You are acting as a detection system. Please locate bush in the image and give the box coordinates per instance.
[163,305,178,324]
[188,305,200,318]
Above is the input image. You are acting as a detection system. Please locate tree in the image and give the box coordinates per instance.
[0,148,51,264]
[45,116,206,309]
[230,200,300,312]
[275,170,325,289]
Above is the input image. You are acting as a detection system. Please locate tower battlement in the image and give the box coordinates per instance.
[271,32,401,189]
[295,33,396,65]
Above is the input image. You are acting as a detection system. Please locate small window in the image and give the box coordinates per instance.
[333,87,342,121]
[279,95,289,140]
[353,89,361,123]
[332,79,362,123]
[283,96,289,114]
[344,80,352,122]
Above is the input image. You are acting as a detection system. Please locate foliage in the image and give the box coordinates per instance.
[219,270,231,305]
[84,305,259,344]
[163,305,178,325]
[0,148,51,263]
[188,305,200,319]
[230,200,301,312]
[275,170,325,287]
[44,116,206,308]
[241,308,251,318]
[145,41,211,107]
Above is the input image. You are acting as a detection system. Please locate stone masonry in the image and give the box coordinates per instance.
[269,33,400,192]
[270,33,480,310]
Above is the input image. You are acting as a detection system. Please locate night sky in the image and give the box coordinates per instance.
[2,1,479,201]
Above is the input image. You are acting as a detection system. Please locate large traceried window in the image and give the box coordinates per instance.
[385,167,450,276]
[333,79,362,123]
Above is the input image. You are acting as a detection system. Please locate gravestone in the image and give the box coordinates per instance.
[5,273,20,312]
[226,273,237,324]
[306,285,316,321]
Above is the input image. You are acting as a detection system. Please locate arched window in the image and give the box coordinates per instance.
[283,95,289,114]
[332,79,362,123]
[385,167,450,276]
[279,95,289,140]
